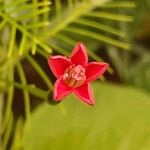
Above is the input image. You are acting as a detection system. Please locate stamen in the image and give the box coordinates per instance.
[62,65,86,87]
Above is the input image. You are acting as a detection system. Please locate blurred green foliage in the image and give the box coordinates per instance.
[23,82,150,150]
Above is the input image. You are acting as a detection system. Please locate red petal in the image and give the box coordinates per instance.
[74,83,95,106]
[48,55,71,78]
[86,62,109,82]
[70,42,88,67]
[53,78,73,101]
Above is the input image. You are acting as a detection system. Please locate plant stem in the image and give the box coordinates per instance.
[1,65,14,134]
[17,63,30,122]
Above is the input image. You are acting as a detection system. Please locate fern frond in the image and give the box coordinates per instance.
[74,18,126,37]
[6,1,51,16]
[44,0,134,50]
[0,0,52,57]
[46,0,112,38]
[0,13,51,54]
[64,26,130,49]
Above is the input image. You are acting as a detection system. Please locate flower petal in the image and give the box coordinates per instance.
[86,62,109,82]
[48,55,71,78]
[70,42,88,67]
[53,78,73,101]
[74,83,95,106]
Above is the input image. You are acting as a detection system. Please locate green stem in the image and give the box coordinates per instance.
[2,113,13,150]
[14,83,50,100]
[1,65,14,134]
[0,19,7,31]
[17,63,30,121]
[0,79,50,100]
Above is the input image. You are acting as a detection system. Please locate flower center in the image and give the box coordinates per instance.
[62,65,86,88]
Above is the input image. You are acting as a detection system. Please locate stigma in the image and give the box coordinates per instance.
[62,65,86,88]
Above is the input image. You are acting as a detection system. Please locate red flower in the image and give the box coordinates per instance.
[48,42,109,106]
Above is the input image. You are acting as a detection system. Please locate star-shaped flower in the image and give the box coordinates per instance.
[48,42,109,106]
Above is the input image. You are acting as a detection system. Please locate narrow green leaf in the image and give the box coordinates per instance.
[2,65,14,134]
[8,26,16,58]
[37,48,48,59]
[27,21,49,29]
[0,0,27,11]
[32,0,39,34]
[17,63,30,121]
[17,7,50,21]
[0,79,49,100]
[56,34,76,45]
[100,1,136,8]
[26,55,53,89]
[74,18,126,37]
[19,34,27,56]
[14,83,50,100]
[1,13,52,54]
[55,33,103,61]
[42,0,51,22]
[86,12,133,22]
[2,113,13,150]
[0,19,7,31]
[7,1,51,14]
[31,0,39,58]
[56,0,61,18]
[46,1,94,37]
[10,118,23,150]
[31,41,37,55]
[48,43,70,56]
[64,26,130,49]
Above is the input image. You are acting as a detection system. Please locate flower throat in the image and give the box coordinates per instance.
[62,65,86,88]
